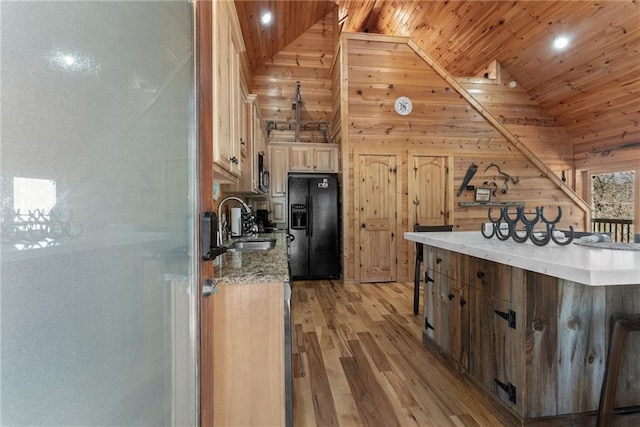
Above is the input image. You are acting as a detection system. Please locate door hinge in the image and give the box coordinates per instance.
[494,309,517,329]
[494,379,517,404]
[424,317,435,331]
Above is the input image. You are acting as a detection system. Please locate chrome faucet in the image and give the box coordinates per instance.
[217,196,255,246]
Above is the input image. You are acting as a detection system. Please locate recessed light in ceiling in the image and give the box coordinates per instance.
[261,11,272,25]
[553,36,570,50]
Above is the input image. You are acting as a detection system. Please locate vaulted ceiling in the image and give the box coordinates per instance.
[235,1,640,160]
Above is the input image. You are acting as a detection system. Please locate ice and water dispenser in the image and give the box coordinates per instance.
[290,203,307,230]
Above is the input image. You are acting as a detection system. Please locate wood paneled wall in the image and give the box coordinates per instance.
[337,34,589,283]
[251,12,334,144]
[247,20,606,284]
[458,66,575,176]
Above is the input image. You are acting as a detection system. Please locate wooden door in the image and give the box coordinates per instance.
[197,1,216,424]
[408,155,451,227]
[355,154,400,282]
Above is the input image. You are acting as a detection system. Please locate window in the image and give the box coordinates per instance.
[13,176,57,215]
[9,177,58,249]
[591,171,635,242]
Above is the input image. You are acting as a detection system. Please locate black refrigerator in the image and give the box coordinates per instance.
[288,173,340,280]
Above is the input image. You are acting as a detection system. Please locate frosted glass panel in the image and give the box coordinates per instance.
[1,2,197,425]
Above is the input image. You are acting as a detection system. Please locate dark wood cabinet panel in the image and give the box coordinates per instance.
[423,258,468,369]
[422,245,640,423]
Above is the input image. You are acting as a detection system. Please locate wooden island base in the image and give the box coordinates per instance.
[422,333,640,426]
[405,232,640,426]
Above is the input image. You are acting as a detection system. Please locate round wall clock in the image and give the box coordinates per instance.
[394,96,413,115]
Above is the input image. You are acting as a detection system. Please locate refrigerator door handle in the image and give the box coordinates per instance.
[308,196,313,238]
[305,196,309,237]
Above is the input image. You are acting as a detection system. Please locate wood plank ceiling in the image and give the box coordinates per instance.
[235,0,640,163]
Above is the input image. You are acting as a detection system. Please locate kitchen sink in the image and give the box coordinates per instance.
[227,238,277,252]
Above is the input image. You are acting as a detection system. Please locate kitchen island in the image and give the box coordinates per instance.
[211,231,291,427]
[404,231,640,424]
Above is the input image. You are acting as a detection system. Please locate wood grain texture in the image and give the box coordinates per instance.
[213,282,285,426]
[292,280,519,426]
[427,248,640,423]
[238,1,640,169]
[339,34,590,283]
[250,12,335,144]
[195,1,215,425]
[355,154,400,283]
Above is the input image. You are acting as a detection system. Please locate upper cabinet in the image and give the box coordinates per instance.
[212,1,245,183]
[225,94,268,194]
[269,145,289,198]
[287,144,338,173]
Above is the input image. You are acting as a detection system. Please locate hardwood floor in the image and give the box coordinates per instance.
[291,280,517,427]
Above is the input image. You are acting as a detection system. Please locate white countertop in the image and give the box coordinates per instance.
[405,231,640,286]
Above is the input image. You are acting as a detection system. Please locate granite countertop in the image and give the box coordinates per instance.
[404,231,640,286]
[213,232,290,284]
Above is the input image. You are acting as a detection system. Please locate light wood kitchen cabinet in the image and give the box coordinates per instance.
[213,281,285,426]
[288,146,312,171]
[313,146,338,172]
[269,145,288,198]
[212,1,245,183]
[267,143,338,226]
[270,197,287,225]
[287,144,338,172]
[224,94,268,195]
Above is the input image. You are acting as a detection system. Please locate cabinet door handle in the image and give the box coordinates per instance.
[436,258,442,264]
[424,272,434,283]
[240,138,245,146]
[229,156,239,164]
[448,294,454,301]
[476,271,485,279]
[460,298,466,307]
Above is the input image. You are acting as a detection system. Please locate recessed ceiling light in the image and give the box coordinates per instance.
[553,36,570,50]
[261,11,272,25]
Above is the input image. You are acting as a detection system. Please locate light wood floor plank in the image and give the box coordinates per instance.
[292,280,516,426]
[303,331,340,426]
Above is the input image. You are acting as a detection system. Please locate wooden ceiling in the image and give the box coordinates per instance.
[235,1,640,162]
